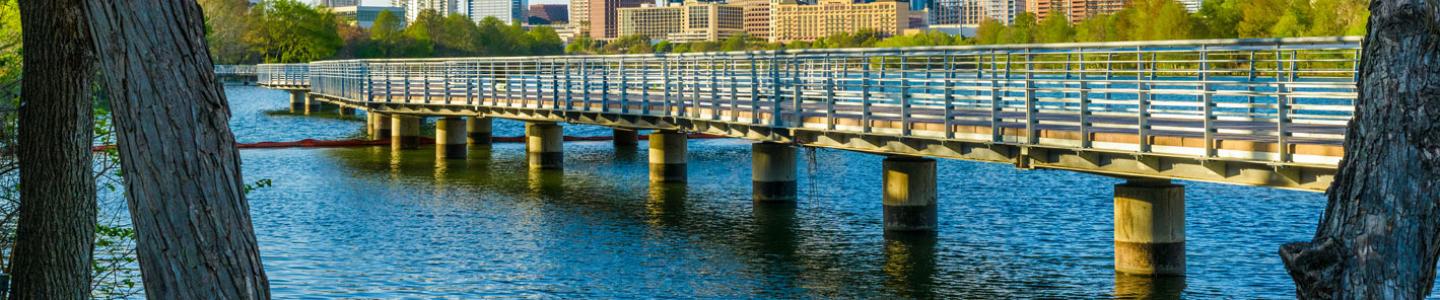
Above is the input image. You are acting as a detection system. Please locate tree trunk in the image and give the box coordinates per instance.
[1279,0,1440,298]
[8,0,97,298]
[79,0,269,298]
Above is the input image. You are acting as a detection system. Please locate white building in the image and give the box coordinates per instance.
[458,0,529,24]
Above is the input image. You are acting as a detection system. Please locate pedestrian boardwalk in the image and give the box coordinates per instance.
[258,37,1362,192]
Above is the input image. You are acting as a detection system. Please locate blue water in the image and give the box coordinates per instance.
[223,85,1333,298]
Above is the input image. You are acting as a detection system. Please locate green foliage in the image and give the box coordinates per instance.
[243,178,273,195]
[1000,13,1038,44]
[244,0,343,63]
[968,0,1367,45]
[1036,13,1076,43]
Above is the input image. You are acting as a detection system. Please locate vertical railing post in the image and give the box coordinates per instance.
[862,57,873,134]
[990,52,1003,143]
[754,54,766,123]
[1078,50,1091,149]
[1277,48,1292,163]
[1137,47,1151,153]
[900,54,912,136]
[362,62,373,103]
[771,53,783,127]
[943,53,956,139]
[791,55,803,127]
[824,54,836,131]
[728,56,739,122]
[581,59,592,112]
[1024,49,1037,145]
[710,55,721,120]
[664,58,673,117]
[1201,45,1216,158]
[602,59,611,113]
[642,57,652,116]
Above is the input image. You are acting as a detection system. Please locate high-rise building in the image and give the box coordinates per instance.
[404,0,458,22]
[979,0,1022,24]
[320,0,360,7]
[729,0,773,41]
[617,1,744,42]
[332,5,407,28]
[458,0,528,24]
[589,0,650,39]
[928,0,984,26]
[528,4,570,24]
[569,0,589,36]
[770,0,909,43]
[1025,0,1123,23]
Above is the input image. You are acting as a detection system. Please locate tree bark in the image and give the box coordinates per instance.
[79,0,269,298]
[8,0,97,298]
[1279,0,1440,298]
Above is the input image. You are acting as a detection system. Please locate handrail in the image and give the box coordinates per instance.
[266,37,1364,168]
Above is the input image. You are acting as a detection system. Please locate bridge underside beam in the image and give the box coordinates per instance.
[341,100,1334,192]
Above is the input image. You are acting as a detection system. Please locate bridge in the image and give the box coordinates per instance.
[215,64,258,84]
[252,36,1361,277]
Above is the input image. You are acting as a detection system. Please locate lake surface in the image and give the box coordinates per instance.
[223,85,1334,298]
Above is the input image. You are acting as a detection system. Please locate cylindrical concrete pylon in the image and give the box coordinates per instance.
[526,122,563,169]
[648,130,687,182]
[304,92,319,115]
[467,117,492,146]
[368,113,391,140]
[1114,179,1185,276]
[391,115,421,150]
[882,156,937,231]
[752,142,797,203]
[289,90,306,112]
[436,117,467,159]
[613,129,638,147]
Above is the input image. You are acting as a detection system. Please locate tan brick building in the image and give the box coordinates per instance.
[770,0,910,43]
[589,0,651,39]
[728,0,774,41]
[1025,0,1126,23]
[618,1,745,42]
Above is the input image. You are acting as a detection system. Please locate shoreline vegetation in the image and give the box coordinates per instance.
[206,0,1366,64]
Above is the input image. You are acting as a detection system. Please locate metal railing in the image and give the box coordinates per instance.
[281,37,1361,166]
[214,65,258,76]
[258,64,309,86]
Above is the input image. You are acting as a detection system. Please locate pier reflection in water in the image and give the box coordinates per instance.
[230,84,1336,299]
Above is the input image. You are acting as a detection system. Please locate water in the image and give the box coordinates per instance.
[225,85,1330,298]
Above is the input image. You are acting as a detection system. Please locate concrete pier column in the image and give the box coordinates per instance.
[648,130,687,183]
[304,93,320,115]
[467,117,492,146]
[289,90,306,112]
[1114,179,1185,276]
[613,129,638,147]
[391,115,421,150]
[525,122,563,169]
[882,156,937,232]
[368,113,392,140]
[436,117,467,159]
[752,142,797,203]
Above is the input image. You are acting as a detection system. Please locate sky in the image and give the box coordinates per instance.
[329,0,569,7]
